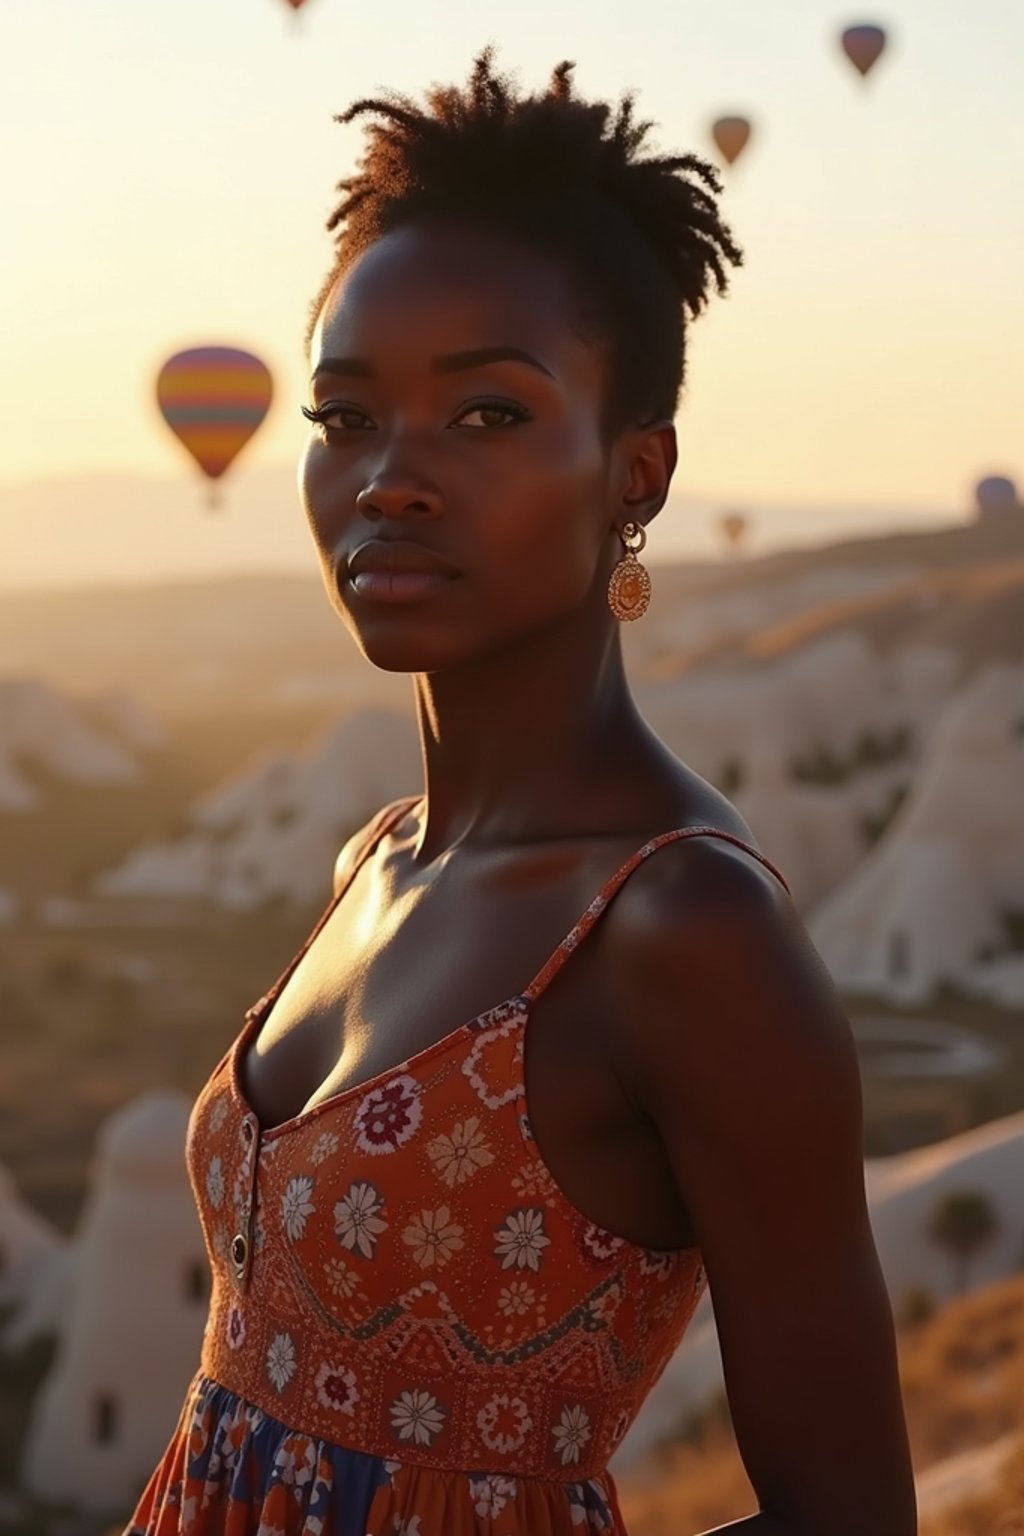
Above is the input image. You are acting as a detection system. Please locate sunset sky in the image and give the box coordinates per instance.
[3,0,1021,577]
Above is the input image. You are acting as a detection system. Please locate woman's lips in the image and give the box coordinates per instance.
[348,569,460,602]
[340,538,461,603]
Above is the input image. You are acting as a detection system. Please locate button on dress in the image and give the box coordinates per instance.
[125,795,790,1535]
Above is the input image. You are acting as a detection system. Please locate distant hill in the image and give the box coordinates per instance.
[808,660,1024,1007]
[95,706,420,910]
[2,512,1021,995]
[0,678,166,814]
[0,505,1019,719]
[0,570,406,719]
[0,464,959,591]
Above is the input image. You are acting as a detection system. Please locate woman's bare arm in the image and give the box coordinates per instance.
[614,840,917,1536]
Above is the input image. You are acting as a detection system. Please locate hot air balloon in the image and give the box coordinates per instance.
[974,475,1019,521]
[711,116,752,167]
[840,24,887,79]
[156,346,273,509]
[719,511,749,556]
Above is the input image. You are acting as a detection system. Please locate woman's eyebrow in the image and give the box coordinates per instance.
[433,346,555,378]
[311,345,555,381]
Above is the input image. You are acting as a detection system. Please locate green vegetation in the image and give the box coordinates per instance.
[899,1284,938,1329]
[717,756,744,794]
[789,722,913,787]
[670,1386,732,1449]
[788,742,848,785]
[928,1190,1001,1295]
[1002,909,1024,951]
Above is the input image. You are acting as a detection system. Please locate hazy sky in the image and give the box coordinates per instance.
[3,0,1021,524]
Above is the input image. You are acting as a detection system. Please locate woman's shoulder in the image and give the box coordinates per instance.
[606,764,787,913]
[332,794,422,897]
[602,803,792,977]
[600,800,848,1185]
[590,765,800,1066]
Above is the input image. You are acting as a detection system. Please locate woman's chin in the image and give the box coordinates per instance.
[343,623,466,676]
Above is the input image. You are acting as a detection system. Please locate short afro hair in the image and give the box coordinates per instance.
[305,48,743,439]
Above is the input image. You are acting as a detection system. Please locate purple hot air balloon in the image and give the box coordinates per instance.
[840,24,887,79]
[974,475,1019,521]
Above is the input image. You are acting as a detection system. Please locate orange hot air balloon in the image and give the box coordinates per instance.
[156,346,273,510]
[711,116,752,167]
[720,511,749,556]
[840,24,887,78]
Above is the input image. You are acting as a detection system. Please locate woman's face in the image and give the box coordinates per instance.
[299,219,656,673]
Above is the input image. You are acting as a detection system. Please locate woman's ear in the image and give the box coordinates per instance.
[617,420,678,524]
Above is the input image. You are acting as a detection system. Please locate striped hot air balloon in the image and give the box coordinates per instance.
[156,346,273,509]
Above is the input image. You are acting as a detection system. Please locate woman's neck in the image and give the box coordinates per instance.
[407,615,673,861]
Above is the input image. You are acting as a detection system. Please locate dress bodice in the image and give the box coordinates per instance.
[184,795,790,1482]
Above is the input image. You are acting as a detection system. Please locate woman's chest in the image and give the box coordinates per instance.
[239,842,629,1132]
[228,831,699,1251]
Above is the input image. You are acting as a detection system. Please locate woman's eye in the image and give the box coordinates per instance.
[454,401,531,429]
[302,404,371,433]
[301,399,530,436]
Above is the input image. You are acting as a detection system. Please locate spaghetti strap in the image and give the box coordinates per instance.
[345,794,422,885]
[521,824,791,1005]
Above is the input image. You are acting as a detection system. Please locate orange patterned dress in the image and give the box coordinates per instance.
[126,795,790,1535]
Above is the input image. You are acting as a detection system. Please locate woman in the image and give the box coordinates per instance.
[127,49,916,1536]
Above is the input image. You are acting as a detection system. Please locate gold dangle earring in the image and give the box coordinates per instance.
[606,521,651,621]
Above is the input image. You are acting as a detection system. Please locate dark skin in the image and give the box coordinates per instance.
[240,219,917,1535]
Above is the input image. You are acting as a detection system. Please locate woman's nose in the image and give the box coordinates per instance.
[355,464,442,519]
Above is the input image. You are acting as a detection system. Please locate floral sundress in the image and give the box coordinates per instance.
[125,794,790,1534]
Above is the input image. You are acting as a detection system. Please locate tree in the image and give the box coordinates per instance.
[897,1284,936,1329]
[926,1189,1000,1295]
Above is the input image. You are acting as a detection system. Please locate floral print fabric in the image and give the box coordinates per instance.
[127,1374,622,1535]
[126,797,790,1535]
